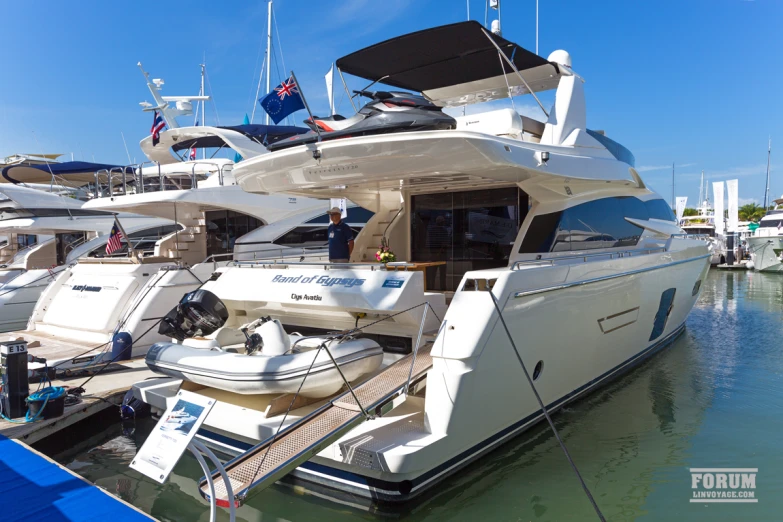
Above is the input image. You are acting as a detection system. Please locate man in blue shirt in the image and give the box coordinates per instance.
[327,207,354,262]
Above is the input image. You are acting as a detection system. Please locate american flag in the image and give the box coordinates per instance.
[151,110,166,146]
[106,223,124,255]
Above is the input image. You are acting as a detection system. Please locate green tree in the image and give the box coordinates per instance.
[683,207,698,217]
[739,203,766,222]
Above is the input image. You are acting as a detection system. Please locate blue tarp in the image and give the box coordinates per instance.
[0,433,151,521]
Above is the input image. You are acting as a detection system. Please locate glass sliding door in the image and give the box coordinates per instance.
[411,187,527,291]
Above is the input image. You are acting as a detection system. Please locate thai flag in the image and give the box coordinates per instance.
[105,222,124,255]
[151,110,166,146]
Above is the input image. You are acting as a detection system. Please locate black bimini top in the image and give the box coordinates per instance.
[336,21,556,93]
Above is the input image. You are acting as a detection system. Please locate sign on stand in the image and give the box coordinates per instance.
[131,390,215,483]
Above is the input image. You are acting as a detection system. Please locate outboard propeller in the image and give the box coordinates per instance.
[158,289,229,341]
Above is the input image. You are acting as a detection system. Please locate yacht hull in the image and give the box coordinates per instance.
[182,245,710,505]
[747,236,783,272]
[0,269,59,333]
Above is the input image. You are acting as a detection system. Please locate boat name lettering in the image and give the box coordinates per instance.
[271,274,365,287]
[290,293,323,302]
[72,285,102,292]
[304,164,359,175]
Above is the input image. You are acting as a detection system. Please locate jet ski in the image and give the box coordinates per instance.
[267,90,457,152]
[147,290,384,397]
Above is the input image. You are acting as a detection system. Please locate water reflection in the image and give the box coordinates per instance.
[61,270,783,521]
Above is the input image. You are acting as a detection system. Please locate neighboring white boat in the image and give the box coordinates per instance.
[747,197,783,272]
[0,183,170,333]
[134,21,711,507]
[679,200,724,265]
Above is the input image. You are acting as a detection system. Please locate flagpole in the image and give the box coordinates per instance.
[113,215,136,259]
[291,70,321,142]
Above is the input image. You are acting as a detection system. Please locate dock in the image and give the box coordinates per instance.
[0,432,154,521]
[0,359,158,444]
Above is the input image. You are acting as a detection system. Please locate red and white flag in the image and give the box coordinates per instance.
[106,221,124,255]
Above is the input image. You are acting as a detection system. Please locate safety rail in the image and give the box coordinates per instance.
[231,260,417,270]
[92,161,232,198]
[511,247,668,270]
[204,247,329,270]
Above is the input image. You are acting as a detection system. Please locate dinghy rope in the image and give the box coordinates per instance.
[240,299,441,500]
[487,290,606,522]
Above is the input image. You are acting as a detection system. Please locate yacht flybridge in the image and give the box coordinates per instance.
[133,22,710,508]
[0,183,171,333]
[679,200,724,265]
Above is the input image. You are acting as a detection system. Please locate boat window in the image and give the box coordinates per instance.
[759,219,783,228]
[88,224,183,257]
[303,206,375,224]
[411,187,528,292]
[205,210,265,257]
[645,199,676,222]
[683,227,715,237]
[16,234,37,249]
[519,196,647,253]
[274,225,364,247]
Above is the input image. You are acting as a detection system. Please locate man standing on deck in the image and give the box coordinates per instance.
[327,207,354,263]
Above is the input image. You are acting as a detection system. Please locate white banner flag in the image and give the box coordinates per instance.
[675,197,688,222]
[713,181,725,235]
[726,179,739,232]
[330,197,348,219]
[325,64,334,116]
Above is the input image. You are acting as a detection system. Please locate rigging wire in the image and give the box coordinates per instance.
[487,290,606,522]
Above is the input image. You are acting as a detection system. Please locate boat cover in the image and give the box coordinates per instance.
[1,161,132,186]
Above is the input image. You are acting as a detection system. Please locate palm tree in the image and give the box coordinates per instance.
[682,208,698,217]
[739,203,765,222]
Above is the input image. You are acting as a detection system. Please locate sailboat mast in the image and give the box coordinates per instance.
[671,162,675,208]
[200,61,206,160]
[265,0,273,126]
[699,170,704,208]
[764,137,772,208]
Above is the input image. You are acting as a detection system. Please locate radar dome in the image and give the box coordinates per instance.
[547,50,572,68]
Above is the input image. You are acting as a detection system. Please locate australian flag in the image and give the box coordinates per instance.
[259,76,305,124]
[151,110,166,146]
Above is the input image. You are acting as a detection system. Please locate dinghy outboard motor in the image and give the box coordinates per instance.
[158,289,229,341]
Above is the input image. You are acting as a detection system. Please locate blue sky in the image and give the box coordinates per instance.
[0,0,780,208]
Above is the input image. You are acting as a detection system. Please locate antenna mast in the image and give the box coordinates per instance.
[265,1,273,126]
[764,137,772,208]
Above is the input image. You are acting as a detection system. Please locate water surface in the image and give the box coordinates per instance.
[61,269,783,521]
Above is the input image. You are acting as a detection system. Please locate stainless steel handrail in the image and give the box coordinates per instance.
[511,247,667,270]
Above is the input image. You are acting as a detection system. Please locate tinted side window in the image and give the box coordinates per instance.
[519,212,562,253]
[519,197,646,253]
[645,199,676,222]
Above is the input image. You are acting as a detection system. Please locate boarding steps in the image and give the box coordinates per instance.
[199,343,434,506]
[362,207,403,261]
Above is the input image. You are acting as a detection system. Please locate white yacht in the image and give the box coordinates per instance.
[679,201,724,264]
[746,196,783,272]
[0,183,170,333]
[133,22,710,508]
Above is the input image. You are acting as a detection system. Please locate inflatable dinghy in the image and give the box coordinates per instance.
[148,289,384,397]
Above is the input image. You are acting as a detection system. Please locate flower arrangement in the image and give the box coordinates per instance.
[375,245,396,263]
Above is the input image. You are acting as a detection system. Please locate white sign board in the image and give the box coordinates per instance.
[713,181,725,235]
[675,197,688,222]
[726,179,739,232]
[130,390,214,483]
